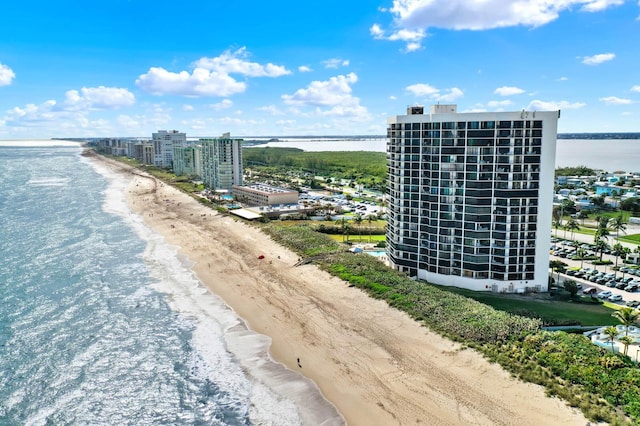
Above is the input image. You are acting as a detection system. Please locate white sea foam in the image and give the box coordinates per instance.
[26,177,71,187]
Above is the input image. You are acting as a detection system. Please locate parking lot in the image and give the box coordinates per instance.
[550,236,640,309]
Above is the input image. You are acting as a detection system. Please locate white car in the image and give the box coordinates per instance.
[608,294,623,302]
[597,290,612,299]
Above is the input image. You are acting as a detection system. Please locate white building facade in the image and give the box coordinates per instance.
[386,105,559,293]
[200,133,243,190]
[152,130,186,168]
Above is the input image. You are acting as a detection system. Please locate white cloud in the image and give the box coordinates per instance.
[487,100,514,108]
[404,42,423,52]
[1,86,140,137]
[322,58,350,69]
[64,86,135,110]
[137,47,290,97]
[581,0,624,12]
[193,47,290,77]
[3,86,134,131]
[283,73,358,106]
[600,96,633,105]
[209,99,233,110]
[374,0,624,49]
[434,87,463,102]
[405,83,463,102]
[282,73,370,121]
[631,85,640,92]
[2,99,110,135]
[557,76,569,81]
[370,24,385,38]
[582,53,615,65]
[390,95,397,100]
[258,104,285,116]
[370,24,426,51]
[388,0,624,30]
[405,83,439,97]
[0,63,15,86]
[136,67,246,97]
[117,114,140,129]
[494,86,525,96]
[527,100,586,110]
[182,104,194,111]
[298,65,312,72]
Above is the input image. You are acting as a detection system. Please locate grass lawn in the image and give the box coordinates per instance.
[434,285,617,326]
[617,233,640,245]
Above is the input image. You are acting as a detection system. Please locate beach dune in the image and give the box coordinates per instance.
[96,154,587,425]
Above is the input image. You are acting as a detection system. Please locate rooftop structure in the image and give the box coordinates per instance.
[232,183,299,206]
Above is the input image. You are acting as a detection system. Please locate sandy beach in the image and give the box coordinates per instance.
[92,153,589,425]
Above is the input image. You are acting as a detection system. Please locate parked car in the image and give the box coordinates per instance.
[583,287,597,295]
[566,269,577,276]
[626,300,640,308]
[608,294,623,302]
[624,284,638,292]
[597,290,612,299]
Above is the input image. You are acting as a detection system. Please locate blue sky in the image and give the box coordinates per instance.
[0,0,639,138]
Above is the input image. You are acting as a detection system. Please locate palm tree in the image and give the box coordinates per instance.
[594,226,610,244]
[564,218,580,241]
[594,238,610,261]
[577,210,589,226]
[609,213,627,242]
[612,242,624,270]
[366,214,375,243]
[552,205,563,234]
[619,336,634,357]
[549,260,567,284]
[597,215,610,229]
[353,213,363,242]
[340,217,351,243]
[576,247,587,269]
[603,326,619,352]
[612,306,639,336]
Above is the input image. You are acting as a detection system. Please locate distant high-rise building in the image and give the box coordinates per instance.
[386,105,559,293]
[152,130,186,168]
[173,143,199,177]
[127,140,155,165]
[200,133,243,190]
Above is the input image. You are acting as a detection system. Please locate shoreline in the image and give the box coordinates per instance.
[89,152,589,425]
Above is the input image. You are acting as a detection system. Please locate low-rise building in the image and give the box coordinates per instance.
[232,184,299,206]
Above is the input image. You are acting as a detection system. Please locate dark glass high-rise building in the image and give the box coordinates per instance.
[386,105,559,292]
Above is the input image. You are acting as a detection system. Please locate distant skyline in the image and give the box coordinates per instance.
[1,0,639,139]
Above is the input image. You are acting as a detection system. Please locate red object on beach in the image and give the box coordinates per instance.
[258,254,265,259]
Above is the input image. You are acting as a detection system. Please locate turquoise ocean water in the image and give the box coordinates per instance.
[0,141,341,425]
